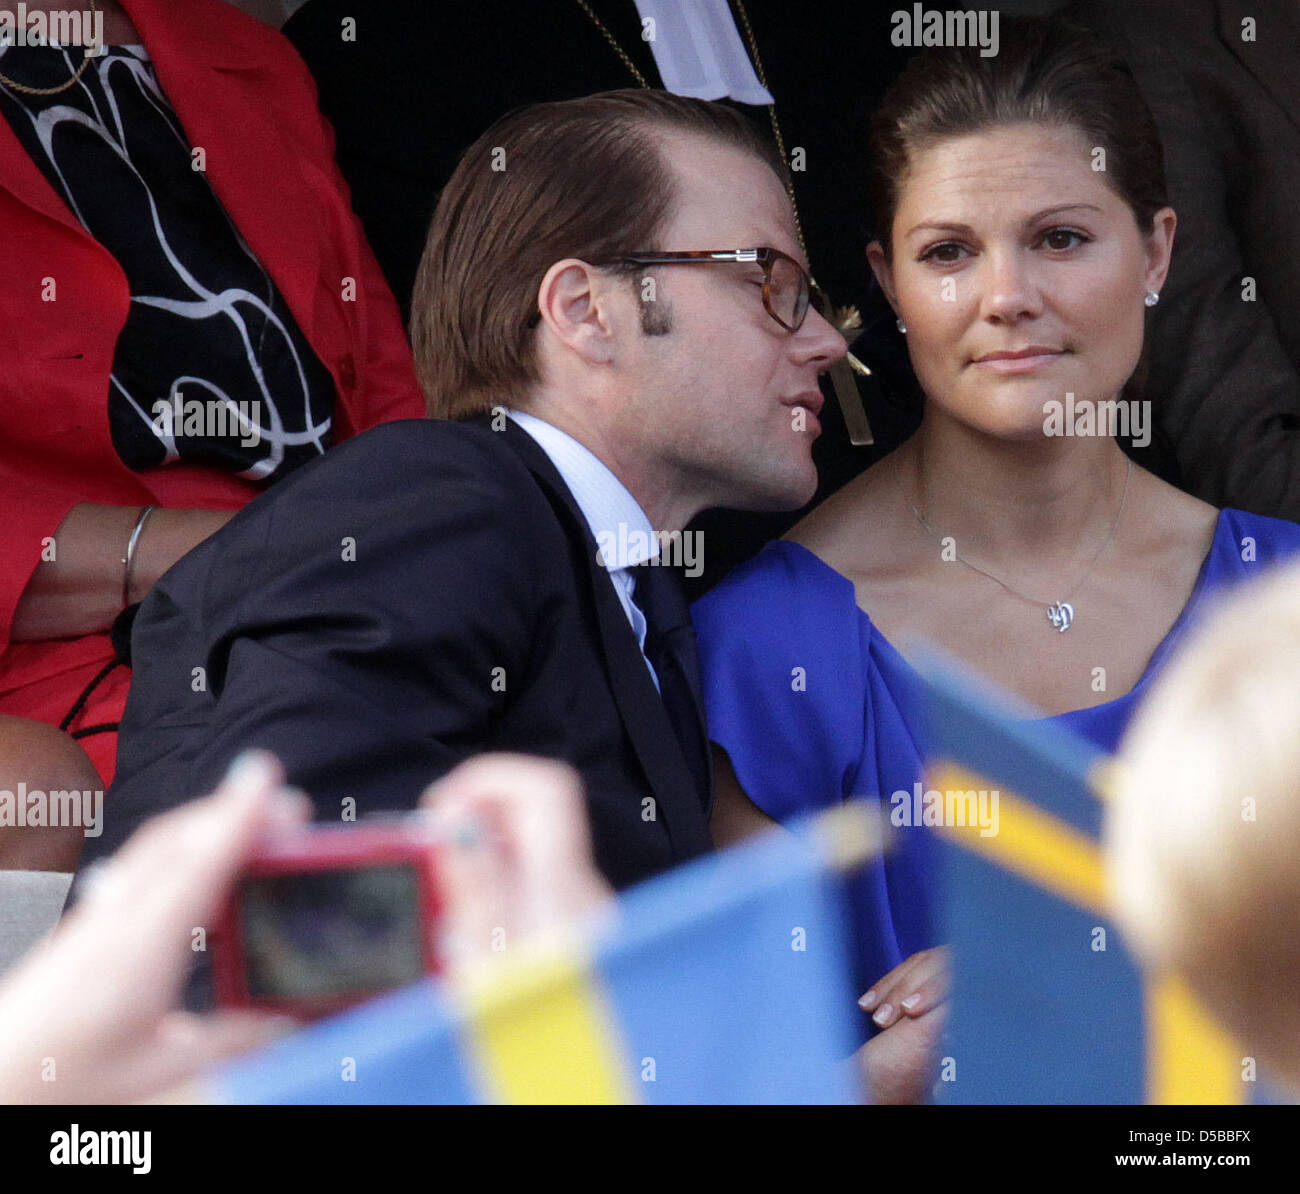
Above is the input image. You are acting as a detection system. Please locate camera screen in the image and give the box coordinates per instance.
[238,864,425,1000]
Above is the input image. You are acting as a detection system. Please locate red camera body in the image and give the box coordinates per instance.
[212,815,444,1021]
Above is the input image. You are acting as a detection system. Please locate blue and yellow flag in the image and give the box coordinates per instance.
[209,818,865,1105]
[913,651,1246,1105]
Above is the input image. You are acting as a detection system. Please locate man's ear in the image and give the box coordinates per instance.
[535,259,616,365]
[866,241,900,316]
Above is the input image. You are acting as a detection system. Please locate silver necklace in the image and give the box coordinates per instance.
[894,454,1133,633]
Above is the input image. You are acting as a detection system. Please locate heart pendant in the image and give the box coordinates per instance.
[1047,601,1074,632]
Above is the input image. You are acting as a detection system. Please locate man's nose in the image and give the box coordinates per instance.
[793,306,849,367]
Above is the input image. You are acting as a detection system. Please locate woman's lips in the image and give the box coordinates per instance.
[972,349,1066,374]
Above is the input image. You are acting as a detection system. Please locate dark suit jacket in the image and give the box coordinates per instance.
[1070,0,1300,516]
[77,418,714,889]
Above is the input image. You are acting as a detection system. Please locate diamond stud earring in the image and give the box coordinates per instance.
[1144,291,1160,308]
[896,317,907,334]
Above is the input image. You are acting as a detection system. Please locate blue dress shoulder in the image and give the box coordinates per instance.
[691,507,1300,998]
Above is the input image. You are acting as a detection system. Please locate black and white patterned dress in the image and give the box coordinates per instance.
[0,40,337,481]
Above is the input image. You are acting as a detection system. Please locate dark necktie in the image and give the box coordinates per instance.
[629,562,711,810]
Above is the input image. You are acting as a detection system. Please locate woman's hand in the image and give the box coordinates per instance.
[0,752,307,1104]
[860,945,948,1027]
[419,753,614,969]
[857,947,949,1104]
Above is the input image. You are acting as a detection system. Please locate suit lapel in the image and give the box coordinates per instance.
[0,26,115,244]
[495,419,713,848]
[121,0,324,344]
[0,115,95,240]
[666,607,715,819]
[0,0,325,348]
[1217,0,1300,141]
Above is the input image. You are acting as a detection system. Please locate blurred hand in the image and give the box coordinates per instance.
[0,752,308,1104]
[420,754,614,968]
[857,947,949,1104]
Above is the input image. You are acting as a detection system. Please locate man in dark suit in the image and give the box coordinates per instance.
[77,91,846,893]
[284,0,918,594]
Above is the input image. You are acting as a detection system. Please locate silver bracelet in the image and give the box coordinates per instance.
[121,505,157,609]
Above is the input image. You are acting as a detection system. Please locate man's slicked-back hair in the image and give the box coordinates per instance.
[411,89,788,420]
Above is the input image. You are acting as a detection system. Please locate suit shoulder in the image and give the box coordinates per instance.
[324,416,513,458]
[272,418,536,498]
[152,420,552,626]
[197,419,551,581]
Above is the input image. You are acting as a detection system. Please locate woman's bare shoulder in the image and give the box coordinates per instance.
[784,457,904,573]
[1131,467,1220,559]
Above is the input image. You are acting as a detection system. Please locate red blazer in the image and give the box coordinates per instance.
[0,0,426,776]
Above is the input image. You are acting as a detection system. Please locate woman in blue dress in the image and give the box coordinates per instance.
[692,19,1300,1102]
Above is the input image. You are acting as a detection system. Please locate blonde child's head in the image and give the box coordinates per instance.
[1107,559,1300,1089]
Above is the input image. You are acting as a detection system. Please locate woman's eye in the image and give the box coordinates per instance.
[1040,228,1088,251]
[920,242,966,264]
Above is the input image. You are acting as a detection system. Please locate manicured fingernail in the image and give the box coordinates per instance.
[872,1002,894,1027]
[901,993,922,1011]
[859,989,878,1011]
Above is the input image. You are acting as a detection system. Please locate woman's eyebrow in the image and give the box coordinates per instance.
[1023,202,1104,222]
[904,202,1104,238]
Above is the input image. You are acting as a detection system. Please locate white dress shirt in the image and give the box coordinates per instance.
[507,409,662,688]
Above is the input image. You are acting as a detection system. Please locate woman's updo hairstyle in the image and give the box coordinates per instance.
[867,16,1168,258]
